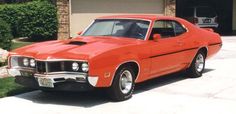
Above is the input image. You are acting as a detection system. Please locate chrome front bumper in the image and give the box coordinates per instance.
[8,68,98,88]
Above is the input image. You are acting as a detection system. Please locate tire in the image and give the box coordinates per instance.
[108,66,135,101]
[187,51,206,78]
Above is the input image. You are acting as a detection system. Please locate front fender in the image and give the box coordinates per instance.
[88,51,140,87]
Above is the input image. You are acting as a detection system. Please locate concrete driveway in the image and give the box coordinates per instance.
[0,36,236,114]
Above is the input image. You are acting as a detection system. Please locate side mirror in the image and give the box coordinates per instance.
[77,31,83,35]
[153,34,161,42]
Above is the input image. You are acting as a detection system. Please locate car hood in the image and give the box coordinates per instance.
[12,36,140,60]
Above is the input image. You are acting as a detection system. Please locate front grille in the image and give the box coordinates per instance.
[47,61,75,72]
[36,61,86,74]
[36,61,46,73]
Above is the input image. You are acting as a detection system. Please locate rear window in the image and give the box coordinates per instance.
[197,7,216,18]
[183,8,194,17]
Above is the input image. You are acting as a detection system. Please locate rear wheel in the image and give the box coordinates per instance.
[108,66,135,101]
[187,51,206,78]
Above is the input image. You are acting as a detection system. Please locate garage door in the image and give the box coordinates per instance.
[70,0,165,37]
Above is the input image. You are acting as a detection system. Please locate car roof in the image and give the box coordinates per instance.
[97,14,176,21]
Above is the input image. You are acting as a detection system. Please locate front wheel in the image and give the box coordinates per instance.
[108,66,135,101]
[187,51,206,78]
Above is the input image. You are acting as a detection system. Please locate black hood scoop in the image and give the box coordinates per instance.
[67,41,87,46]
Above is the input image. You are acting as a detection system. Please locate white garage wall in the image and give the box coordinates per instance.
[70,0,164,37]
[233,0,236,31]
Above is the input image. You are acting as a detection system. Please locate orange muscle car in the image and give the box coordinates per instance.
[7,15,222,101]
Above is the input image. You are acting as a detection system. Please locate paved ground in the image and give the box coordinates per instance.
[0,36,236,114]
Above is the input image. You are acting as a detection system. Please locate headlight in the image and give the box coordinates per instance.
[30,59,36,67]
[72,62,79,71]
[10,56,19,68]
[23,58,29,66]
[81,63,89,72]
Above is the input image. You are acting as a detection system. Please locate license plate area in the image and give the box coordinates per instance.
[203,19,211,23]
[37,77,54,88]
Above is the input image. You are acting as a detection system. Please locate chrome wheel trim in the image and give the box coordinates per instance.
[195,54,204,72]
[119,70,133,94]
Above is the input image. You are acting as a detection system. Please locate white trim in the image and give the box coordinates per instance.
[10,55,34,58]
[36,72,87,75]
[188,46,208,68]
[36,59,88,62]
[7,68,21,77]
[80,20,95,36]
[9,55,88,62]
[88,76,98,87]
[35,73,87,83]
[109,60,140,86]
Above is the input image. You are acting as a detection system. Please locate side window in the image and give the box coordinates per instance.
[172,21,187,36]
[151,20,175,39]
[150,20,186,40]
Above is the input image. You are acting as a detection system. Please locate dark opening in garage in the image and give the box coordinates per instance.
[176,0,233,35]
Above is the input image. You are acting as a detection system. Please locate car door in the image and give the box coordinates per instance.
[149,20,187,77]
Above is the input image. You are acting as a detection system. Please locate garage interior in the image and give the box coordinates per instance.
[176,0,235,35]
[66,0,236,38]
[70,0,165,37]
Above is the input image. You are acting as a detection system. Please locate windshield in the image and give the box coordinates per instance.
[82,19,150,40]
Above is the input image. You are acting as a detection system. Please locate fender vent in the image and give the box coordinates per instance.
[67,41,87,45]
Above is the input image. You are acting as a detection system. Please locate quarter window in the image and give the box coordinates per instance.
[173,21,187,36]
